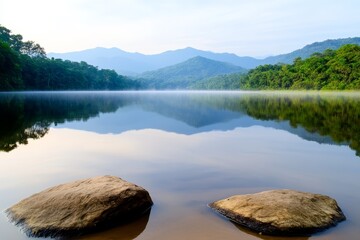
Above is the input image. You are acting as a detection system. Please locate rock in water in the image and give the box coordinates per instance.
[209,189,345,236]
[6,176,153,238]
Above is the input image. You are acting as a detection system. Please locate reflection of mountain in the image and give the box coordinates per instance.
[1,92,359,156]
[59,103,341,146]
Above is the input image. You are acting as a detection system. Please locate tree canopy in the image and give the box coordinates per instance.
[240,44,360,90]
[0,25,140,91]
[0,25,45,57]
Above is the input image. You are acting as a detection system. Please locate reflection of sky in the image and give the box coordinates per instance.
[55,103,343,151]
[1,126,359,239]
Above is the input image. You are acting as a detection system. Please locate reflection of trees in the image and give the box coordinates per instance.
[232,94,360,156]
[0,123,49,152]
[182,93,360,156]
[1,92,360,156]
[0,93,129,152]
[133,93,360,156]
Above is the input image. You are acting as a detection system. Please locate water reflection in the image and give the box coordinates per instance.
[0,91,359,156]
[0,92,126,152]
[1,126,356,239]
[232,223,309,240]
[67,210,151,240]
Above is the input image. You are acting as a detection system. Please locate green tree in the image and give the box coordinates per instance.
[0,25,45,57]
[0,41,22,90]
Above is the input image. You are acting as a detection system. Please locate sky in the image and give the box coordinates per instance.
[0,0,359,57]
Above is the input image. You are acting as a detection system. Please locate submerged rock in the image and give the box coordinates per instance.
[209,189,345,236]
[6,175,153,238]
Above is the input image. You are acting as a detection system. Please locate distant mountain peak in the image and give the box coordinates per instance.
[185,55,235,65]
[138,56,245,89]
[183,46,197,50]
[187,55,209,60]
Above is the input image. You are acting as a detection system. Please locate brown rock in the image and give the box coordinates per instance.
[6,176,153,237]
[209,189,345,236]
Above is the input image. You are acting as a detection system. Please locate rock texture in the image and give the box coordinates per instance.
[209,189,345,236]
[6,176,153,237]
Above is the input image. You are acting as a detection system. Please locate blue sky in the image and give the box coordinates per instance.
[0,0,359,57]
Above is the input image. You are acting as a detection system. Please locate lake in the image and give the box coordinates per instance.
[0,91,360,240]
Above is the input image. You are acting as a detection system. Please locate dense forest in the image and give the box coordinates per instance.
[241,44,360,90]
[196,44,360,90]
[0,25,140,91]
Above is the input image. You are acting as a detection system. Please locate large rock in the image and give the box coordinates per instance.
[6,176,153,238]
[209,189,345,236]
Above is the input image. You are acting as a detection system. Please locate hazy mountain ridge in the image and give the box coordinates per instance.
[138,56,246,89]
[48,37,360,75]
[261,37,360,65]
[48,47,256,74]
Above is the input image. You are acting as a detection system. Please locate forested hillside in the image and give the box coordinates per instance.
[241,44,360,90]
[138,56,246,89]
[194,44,360,90]
[190,72,245,90]
[0,25,140,91]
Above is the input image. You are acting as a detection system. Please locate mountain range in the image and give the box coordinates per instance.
[48,37,360,75]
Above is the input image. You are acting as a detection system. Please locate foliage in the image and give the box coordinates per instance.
[0,25,140,91]
[0,41,22,90]
[239,45,360,90]
[0,25,45,57]
[20,55,140,90]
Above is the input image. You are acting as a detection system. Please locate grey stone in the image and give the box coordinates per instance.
[6,175,153,237]
[209,189,345,236]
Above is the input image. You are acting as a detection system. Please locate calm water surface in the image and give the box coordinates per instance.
[0,91,360,240]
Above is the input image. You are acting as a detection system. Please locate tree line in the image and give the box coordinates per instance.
[0,25,140,91]
[2,25,360,91]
